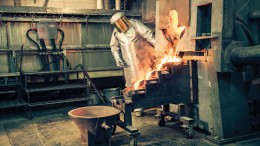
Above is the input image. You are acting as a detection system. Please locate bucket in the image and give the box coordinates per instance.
[103,88,121,102]
[68,106,121,145]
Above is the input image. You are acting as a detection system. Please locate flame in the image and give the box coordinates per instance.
[132,9,184,91]
[134,79,143,90]
[156,49,181,70]
[133,48,181,90]
[145,71,154,80]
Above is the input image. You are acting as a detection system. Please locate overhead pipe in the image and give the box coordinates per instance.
[249,10,260,19]
[115,0,121,10]
[104,0,110,9]
[97,0,104,9]
[230,45,260,66]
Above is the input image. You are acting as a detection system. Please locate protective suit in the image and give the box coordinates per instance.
[110,12,156,89]
[110,12,155,117]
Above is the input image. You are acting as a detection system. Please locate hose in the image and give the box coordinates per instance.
[37,29,66,71]
[26,28,68,83]
[50,29,64,70]
[58,29,64,52]
[57,29,70,70]
[50,39,59,70]
[26,28,50,82]
[26,29,46,69]
[39,39,50,71]
[49,29,65,82]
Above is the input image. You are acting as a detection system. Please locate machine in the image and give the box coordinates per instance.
[155,0,260,144]
[111,0,260,145]
[111,62,192,144]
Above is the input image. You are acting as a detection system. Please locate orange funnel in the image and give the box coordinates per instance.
[68,106,121,146]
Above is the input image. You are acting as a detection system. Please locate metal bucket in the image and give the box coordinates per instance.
[68,106,120,145]
[103,88,121,102]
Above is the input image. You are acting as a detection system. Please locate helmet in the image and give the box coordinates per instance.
[110,12,132,33]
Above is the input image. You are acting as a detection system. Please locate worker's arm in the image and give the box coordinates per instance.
[110,29,125,67]
[132,19,155,46]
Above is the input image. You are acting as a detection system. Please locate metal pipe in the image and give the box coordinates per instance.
[104,0,110,9]
[249,10,260,19]
[115,0,121,10]
[230,45,260,66]
[97,0,104,9]
[43,0,49,7]
[0,5,141,16]
[0,17,111,23]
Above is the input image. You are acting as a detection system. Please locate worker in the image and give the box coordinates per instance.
[110,12,155,117]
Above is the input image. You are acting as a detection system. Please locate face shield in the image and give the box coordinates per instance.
[110,12,132,33]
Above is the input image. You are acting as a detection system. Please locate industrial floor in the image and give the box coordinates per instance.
[0,106,259,146]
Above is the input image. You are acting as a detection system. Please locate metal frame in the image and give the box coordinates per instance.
[0,6,141,23]
[0,6,140,77]
[0,73,26,109]
[111,63,192,144]
[22,70,89,119]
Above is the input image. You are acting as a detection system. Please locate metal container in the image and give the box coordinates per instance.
[103,88,121,102]
[68,106,121,145]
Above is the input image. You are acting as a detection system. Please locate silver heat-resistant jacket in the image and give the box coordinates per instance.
[110,19,155,88]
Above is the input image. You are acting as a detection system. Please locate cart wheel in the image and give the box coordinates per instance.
[185,128,194,138]
[158,119,165,127]
[129,138,137,146]
[111,124,117,135]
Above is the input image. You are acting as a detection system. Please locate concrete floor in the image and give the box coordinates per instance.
[0,107,259,146]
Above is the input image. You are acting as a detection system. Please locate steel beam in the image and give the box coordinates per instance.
[0,6,141,16]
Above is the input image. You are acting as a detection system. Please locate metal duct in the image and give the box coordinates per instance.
[97,0,104,9]
[104,0,110,9]
[115,0,121,10]
[231,45,260,66]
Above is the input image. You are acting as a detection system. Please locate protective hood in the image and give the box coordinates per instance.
[110,12,132,33]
